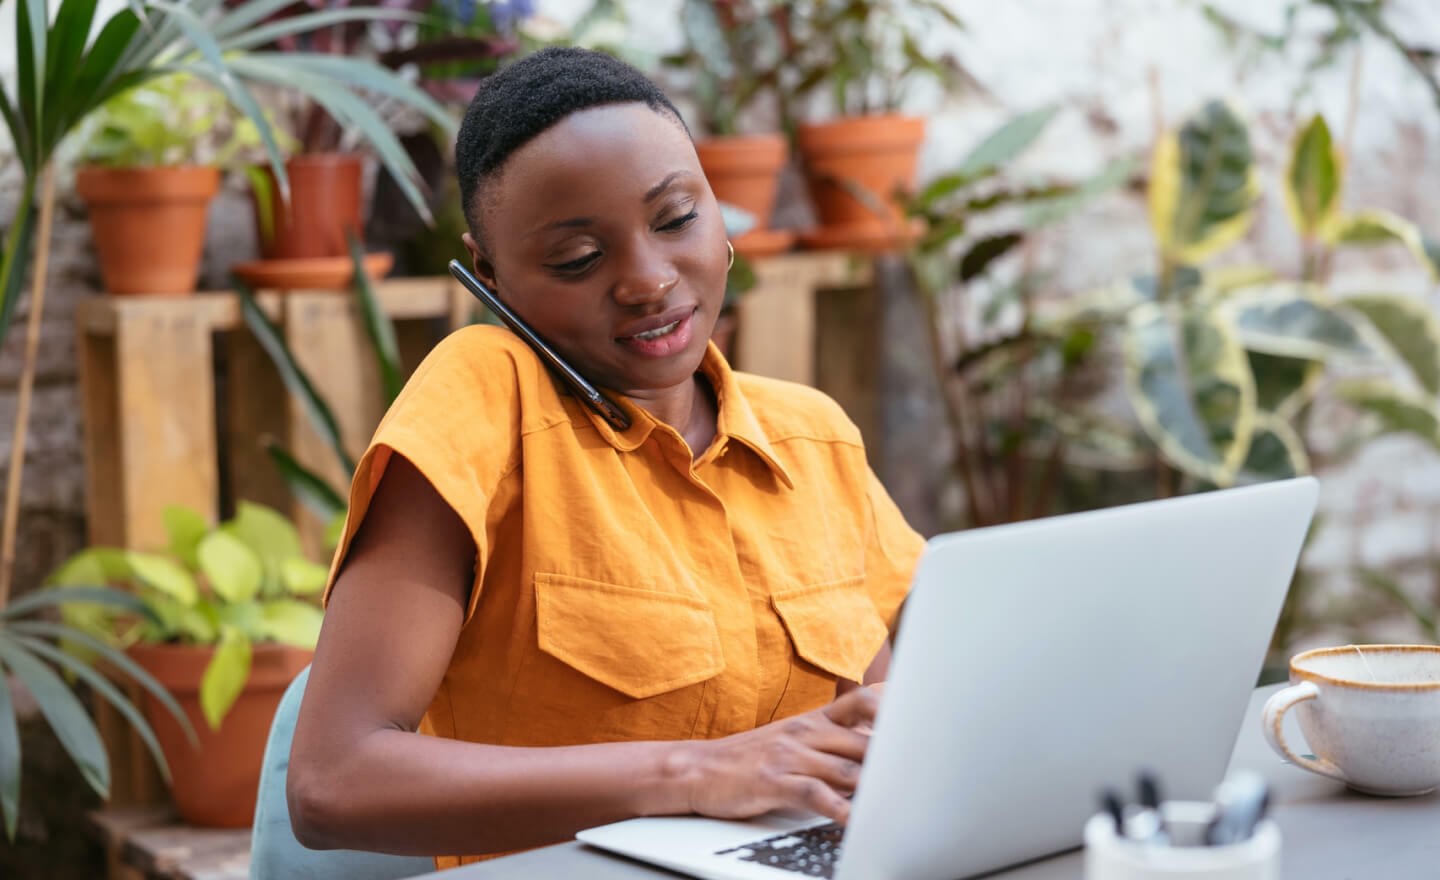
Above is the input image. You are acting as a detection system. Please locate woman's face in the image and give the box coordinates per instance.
[463,103,729,399]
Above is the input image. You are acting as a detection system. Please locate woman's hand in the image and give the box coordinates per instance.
[681,686,881,825]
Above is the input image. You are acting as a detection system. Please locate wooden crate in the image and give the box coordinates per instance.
[73,253,874,810]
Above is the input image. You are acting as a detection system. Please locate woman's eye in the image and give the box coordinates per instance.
[547,251,601,274]
[658,210,698,233]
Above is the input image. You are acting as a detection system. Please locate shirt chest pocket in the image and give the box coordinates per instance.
[771,576,889,685]
[533,572,726,700]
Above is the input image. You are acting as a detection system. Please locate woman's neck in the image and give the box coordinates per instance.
[627,373,717,460]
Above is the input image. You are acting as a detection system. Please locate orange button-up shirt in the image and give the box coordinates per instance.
[326,326,923,867]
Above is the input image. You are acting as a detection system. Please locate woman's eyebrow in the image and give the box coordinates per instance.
[526,215,596,238]
[643,171,689,203]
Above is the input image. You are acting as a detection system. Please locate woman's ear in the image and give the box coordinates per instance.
[461,232,499,291]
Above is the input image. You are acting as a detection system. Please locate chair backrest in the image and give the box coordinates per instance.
[250,664,435,880]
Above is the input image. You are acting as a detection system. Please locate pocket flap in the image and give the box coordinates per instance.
[771,577,888,684]
[534,573,725,700]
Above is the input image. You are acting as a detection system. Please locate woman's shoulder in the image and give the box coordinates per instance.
[730,370,863,448]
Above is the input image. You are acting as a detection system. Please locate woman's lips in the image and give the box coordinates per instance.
[616,307,696,358]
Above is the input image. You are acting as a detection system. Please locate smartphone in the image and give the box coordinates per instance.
[447,259,631,430]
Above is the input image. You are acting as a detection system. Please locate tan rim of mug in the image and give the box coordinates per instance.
[1290,644,1440,692]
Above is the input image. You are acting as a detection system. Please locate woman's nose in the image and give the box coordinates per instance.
[612,245,679,307]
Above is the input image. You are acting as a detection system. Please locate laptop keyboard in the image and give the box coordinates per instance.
[714,821,845,878]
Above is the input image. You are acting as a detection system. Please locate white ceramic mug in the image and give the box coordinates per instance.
[1084,801,1280,880]
[1262,644,1440,796]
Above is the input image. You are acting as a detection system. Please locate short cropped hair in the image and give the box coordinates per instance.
[455,46,689,247]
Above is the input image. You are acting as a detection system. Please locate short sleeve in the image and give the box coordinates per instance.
[863,467,925,632]
[321,327,524,609]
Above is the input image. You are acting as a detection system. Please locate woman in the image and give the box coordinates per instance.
[287,46,925,868]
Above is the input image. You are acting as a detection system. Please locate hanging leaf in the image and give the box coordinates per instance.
[1124,304,1258,485]
[1148,100,1258,264]
[197,531,263,604]
[1240,411,1311,481]
[0,660,18,840]
[1334,379,1440,447]
[1249,352,1321,421]
[1223,283,1371,361]
[1334,209,1440,280]
[265,444,347,521]
[1283,114,1343,240]
[0,642,109,798]
[200,626,252,730]
[1341,294,1440,395]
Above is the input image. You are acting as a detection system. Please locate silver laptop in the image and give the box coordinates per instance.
[576,477,1319,880]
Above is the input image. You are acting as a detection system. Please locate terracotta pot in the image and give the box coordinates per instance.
[75,165,220,296]
[128,642,313,828]
[252,152,364,260]
[696,134,788,256]
[796,114,926,248]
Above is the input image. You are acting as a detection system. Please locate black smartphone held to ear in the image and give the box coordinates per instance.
[447,259,631,431]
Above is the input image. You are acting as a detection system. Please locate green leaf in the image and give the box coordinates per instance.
[265,444,347,521]
[1223,283,1371,360]
[11,636,175,785]
[5,582,151,621]
[226,501,303,566]
[217,8,422,54]
[958,232,1024,282]
[1149,100,1258,264]
[324,513,347,552]
[1342,294,1440,395]
[0,658,19,841]
[20,0,48,151]
[1334,379,1440,446]
[1021,156,1137,229]
[1283,114,1342,240]
[163,506,210,570]
[200,626,251,730]
[0,181,38,357]
[9,620,194,747]
[1241,412,1310,481]
[1333,209,1440,280]
[1249,352,1320,421]
[0,640,109,797]
[954,106,1058,180]
[256,599,323,647]
[39,0,99,151]
[197,531,263,604]
[1124,304,1258,485]
[127,553,199,606]
[280,559,329,597]
[235,279,356,476]
[350,235,403,405]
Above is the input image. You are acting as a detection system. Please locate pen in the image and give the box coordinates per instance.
[1134,769,1169,846]
[1205,771,1269,846]
[1100,788,1126,838]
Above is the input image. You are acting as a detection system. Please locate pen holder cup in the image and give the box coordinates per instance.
[1084,801,1280,880]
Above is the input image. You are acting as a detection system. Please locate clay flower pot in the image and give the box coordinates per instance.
[795,113,926,252]
[251,152,365,261]
[128,642,313,828]
[75,165,221,295]
[696,133,793,258]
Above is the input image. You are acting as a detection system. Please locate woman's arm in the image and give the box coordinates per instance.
[287,454,880,856]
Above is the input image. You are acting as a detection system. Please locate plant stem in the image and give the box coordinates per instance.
[0,163,57,611]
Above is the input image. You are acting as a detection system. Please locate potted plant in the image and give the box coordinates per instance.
[0,0,456,626]
[233,0,482,287]
[665,0,793,257]
[773,0,969,251]
[48,502,329,828]
[72,72,275,296]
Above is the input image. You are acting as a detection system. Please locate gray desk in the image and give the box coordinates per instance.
[408,685,1440,879]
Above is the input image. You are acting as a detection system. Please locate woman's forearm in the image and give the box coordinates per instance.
[289,728,699,856]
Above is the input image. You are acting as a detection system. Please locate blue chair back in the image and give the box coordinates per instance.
[250,665,435,880]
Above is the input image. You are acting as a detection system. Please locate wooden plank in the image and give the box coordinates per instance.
[734,252,872,384]
[223,326,292,521]
[280,293,387,556]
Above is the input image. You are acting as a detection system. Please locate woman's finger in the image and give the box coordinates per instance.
[821,685,880,730]
[782,774,852,825]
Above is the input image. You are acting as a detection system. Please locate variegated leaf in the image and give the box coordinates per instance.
[1148,101,1258,264]
[1124,304,1258,485]
[1334,209,1440,280]
[1241,411,1311,481]
[1223,283,1371,361]
[1334,379,1440,447]
[1284,114,1343,240]
[1341,294,1440,396]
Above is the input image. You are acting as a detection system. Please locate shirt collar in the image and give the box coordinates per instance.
[574,343,795,489]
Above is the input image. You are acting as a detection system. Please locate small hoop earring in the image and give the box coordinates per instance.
[726,240,735,270]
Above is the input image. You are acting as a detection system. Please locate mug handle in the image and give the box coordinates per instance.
[1261,681,1348,784]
